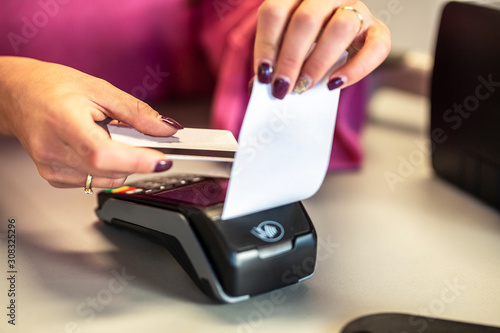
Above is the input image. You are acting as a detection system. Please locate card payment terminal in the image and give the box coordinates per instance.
[95,174,317,303]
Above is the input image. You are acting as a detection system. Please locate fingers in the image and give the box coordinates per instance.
[255,0,302,84]
[44,168,128,190]
[30,99,175,189]
[37,145,172,189]
[327,17,391,89]
[36,128,174,189]
[56,76,183,189]
[268,0,340,98]
[254,0,390,97]
[299,2,368,90]
[87,77,183,136]
[57,112,173,174]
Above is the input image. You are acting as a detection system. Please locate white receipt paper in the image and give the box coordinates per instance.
[221,54,347,220]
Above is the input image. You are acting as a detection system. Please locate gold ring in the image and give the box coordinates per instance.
[337,6,364,34]
[84,174,94,194]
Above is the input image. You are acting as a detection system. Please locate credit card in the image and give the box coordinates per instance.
[108,124,237,162]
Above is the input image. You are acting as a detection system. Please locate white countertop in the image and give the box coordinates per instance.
[1,90,500,333]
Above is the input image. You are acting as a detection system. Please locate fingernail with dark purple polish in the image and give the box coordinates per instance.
[327,77,345,91]
[154,160,173,172]
[257,62,273,84]
[272,78,290,100]
[161,116,183,129]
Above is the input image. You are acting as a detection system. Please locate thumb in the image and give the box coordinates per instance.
[89,78,183,136]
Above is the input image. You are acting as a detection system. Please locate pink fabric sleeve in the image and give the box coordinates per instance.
[0,0,214,100]
[0,0,368,170]
[198,0,368,170]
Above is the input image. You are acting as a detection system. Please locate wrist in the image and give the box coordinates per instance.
[0,56,40,136]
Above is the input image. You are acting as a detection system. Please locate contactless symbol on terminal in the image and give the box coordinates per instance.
[251,221,284,242]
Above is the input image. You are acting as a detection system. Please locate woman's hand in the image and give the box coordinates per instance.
[254,0,391,99]
[0,57,183,189]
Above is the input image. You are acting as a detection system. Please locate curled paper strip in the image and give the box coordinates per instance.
[222,53,347,220]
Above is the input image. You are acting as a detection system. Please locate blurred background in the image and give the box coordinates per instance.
[365,0,463,55]
[364,0,496,134]
[362,0,472,136]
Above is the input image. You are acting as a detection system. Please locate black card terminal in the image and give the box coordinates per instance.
[95,174,317,303]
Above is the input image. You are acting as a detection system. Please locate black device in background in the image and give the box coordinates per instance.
[341,313,500,333]
[95,174,317,303]
[431,1,500,209]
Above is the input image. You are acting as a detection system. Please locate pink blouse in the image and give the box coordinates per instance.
[0,0,367,170]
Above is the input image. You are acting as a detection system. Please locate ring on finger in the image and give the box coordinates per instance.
[337,6,364,34]
[84,174,94,194]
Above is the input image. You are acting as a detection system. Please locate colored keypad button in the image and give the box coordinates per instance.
[125,188,144,194]
[104,186,137,193]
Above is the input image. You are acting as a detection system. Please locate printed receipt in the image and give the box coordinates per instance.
[222,53,347,220]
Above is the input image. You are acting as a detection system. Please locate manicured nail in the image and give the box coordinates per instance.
[161,116,183,129]
[272,77,290,100]
[327,77,345,90]
[257,62,273,84]
[293,75,312,94]
[154,160,173,172]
